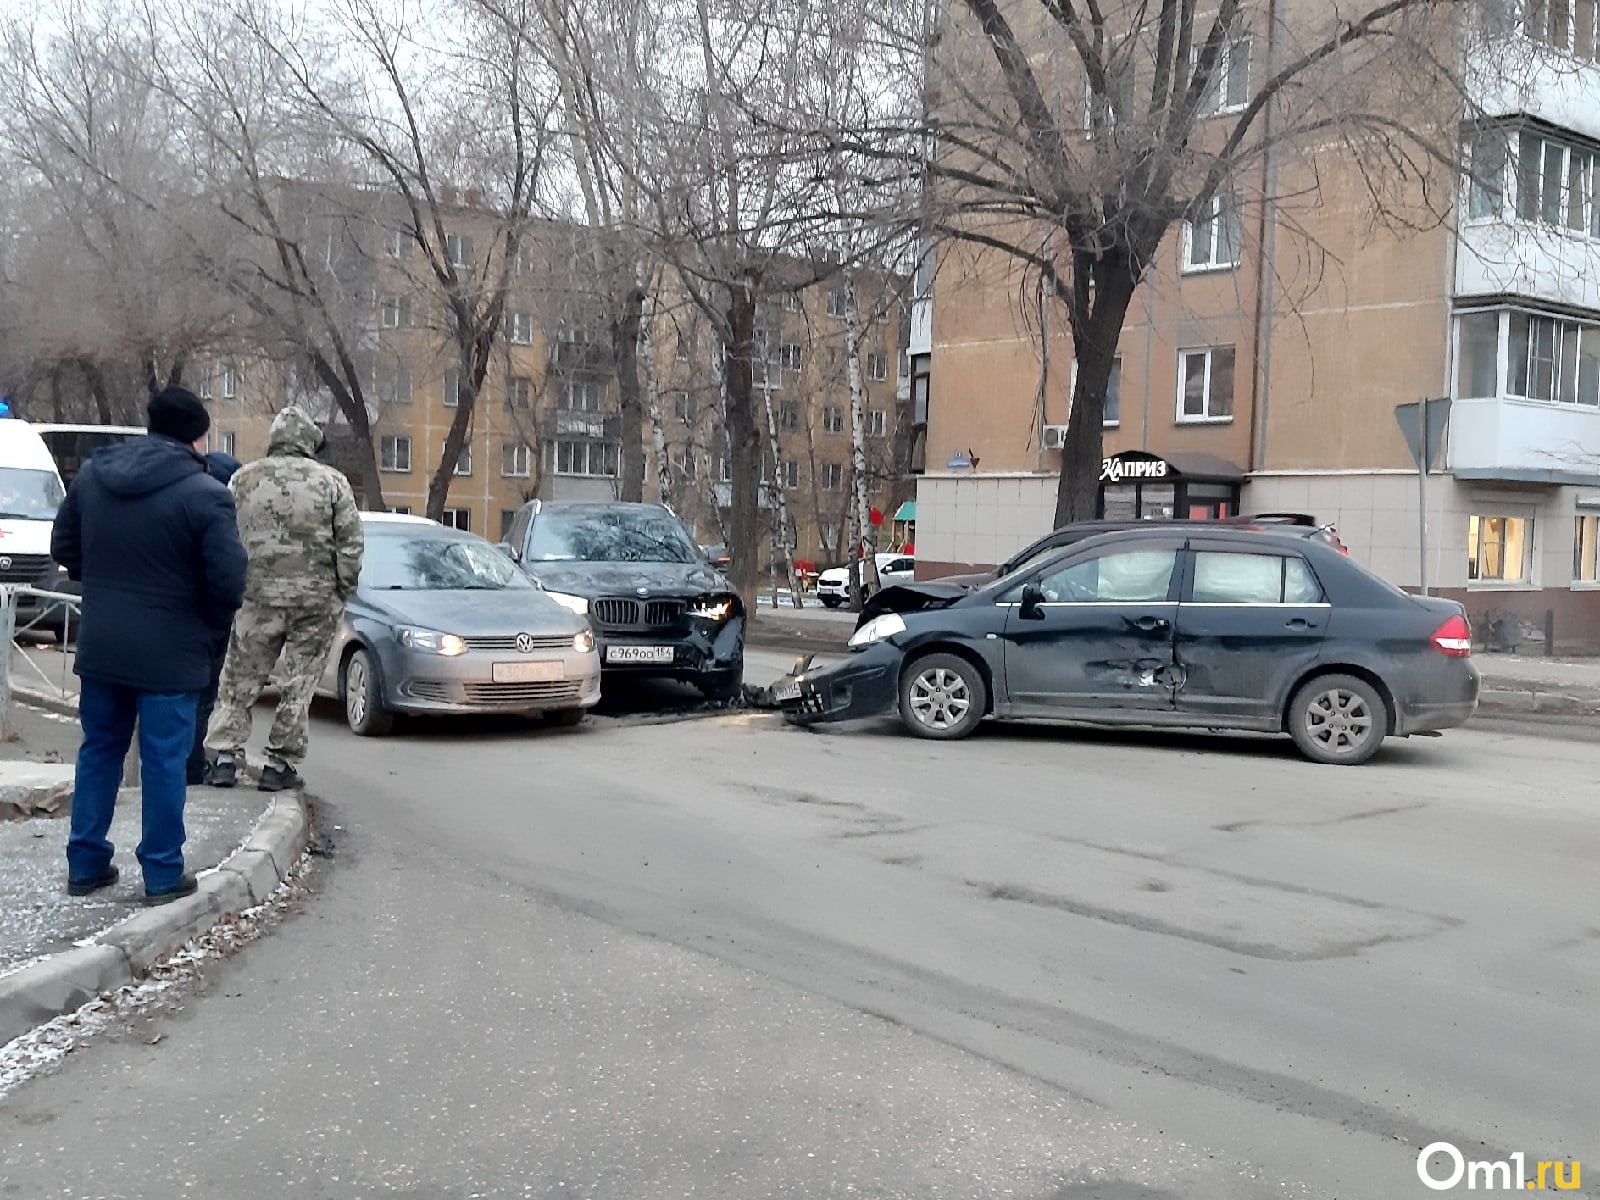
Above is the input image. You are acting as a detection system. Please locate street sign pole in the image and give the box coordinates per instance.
[1394,398,1451,597]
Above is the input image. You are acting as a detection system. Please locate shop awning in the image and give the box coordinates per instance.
[893,500,916,522]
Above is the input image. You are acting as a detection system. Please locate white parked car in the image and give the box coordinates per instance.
[816,554,915,608]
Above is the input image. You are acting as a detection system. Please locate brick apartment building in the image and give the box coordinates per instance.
[911,3,1600,645]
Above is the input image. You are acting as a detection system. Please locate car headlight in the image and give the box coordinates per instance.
[544,591,589,616]
[848,613,906,648]
[396,626,467,656]
[690,593,737,622]
[573,629,596,654]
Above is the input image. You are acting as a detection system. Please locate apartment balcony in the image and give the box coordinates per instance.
[1457,220,1600,310]
[1447,395,1600,482]
[1466,38,1600,141]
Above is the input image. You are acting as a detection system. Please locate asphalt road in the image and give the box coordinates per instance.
[2,647,1596,1198]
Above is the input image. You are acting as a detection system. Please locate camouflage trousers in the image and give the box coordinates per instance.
[205,600,343,768]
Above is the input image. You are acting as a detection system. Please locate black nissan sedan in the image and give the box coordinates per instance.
[500,500,745,700]
[780,527,1479,765]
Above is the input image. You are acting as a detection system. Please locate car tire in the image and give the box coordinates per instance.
[697,668,744,703]
[820,597,842,609]
[1287,673,1386,765]
[544,707,585,727]
[898,653,986,740]
[343,647,394,737]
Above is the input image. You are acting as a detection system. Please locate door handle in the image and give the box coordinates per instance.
[1286,617,1319,629]
[1125,615,1170,632]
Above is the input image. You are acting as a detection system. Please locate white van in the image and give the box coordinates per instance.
[31,423,145,490]
[0,420,74,634]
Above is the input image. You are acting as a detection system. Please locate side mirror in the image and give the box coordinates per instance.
[1019,583,1047,621]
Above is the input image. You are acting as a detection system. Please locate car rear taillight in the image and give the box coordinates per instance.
[1432,614,1473,657]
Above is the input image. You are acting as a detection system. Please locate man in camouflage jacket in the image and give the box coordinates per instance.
[206,406,364,791]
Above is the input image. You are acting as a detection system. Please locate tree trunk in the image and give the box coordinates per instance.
[309,353,386,511]
[427,366,477,522]
[762,388,803,607]
[79,358,113,424]
[642,299,672,509]
[1053,263,1139,526]
[613,286,647,503]
[844,273,877,610]
[721,287,765,610]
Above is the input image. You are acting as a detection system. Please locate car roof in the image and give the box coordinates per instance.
[531,500,675,516]
[361,512,442,528]
[29,424,147,436]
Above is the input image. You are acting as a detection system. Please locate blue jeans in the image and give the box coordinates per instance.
[69,681,198,894]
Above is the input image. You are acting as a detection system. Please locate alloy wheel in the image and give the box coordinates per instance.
[1302,687,1374,757]
[346,656,369,728]
[908,667,972,732]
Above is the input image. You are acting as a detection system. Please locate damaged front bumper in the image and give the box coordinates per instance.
[776,642,902,725]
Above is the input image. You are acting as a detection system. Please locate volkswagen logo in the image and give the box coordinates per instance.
[0,557,10,571]
[515,632,536,654]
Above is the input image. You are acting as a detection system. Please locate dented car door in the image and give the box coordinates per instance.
[999,544,1181,717]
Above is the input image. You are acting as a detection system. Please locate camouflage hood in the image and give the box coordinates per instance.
[266,406,324,459]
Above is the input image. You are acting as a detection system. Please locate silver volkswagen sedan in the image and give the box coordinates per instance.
[316,514,601,734]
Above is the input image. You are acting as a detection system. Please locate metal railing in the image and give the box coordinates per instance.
[0,584,82,727]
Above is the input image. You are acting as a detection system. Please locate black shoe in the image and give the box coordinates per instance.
[68,865,119,897]
[210,759,237,789]
[144,874,199,906]
[258,764,302,792]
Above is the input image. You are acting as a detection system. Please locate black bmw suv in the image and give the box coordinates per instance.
[500,500,744,700]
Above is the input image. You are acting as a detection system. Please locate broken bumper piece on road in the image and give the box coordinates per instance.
[777,643,900,725]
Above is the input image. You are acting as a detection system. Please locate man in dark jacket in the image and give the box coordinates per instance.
[186,450,243,786]
[51,390,247,904]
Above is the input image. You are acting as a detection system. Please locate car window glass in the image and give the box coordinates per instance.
[361,535,534,590]
[1191,551,1323,604]
[1036,549,1176,603]
[527,510,700,563]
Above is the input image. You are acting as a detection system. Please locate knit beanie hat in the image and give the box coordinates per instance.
[147,387,211,444]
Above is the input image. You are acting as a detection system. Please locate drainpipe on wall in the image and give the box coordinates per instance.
[1249,0,1286,473]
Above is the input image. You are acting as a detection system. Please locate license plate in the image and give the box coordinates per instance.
[772,678,802,702]
[492,660,565,683]
[606,645,675,665]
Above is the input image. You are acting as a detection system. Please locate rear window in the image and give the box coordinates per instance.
[1190,551,1323,604]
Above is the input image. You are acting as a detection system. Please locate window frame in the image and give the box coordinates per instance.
[1467,512,1537,587]
[1197,32,1251,116]
[867,409,888,438]
[823,405,845,434]
[1027,546,1183,605]
[1183,193,1243,272]
[1184,549,1327,605]
[547,439,618,478]
[1176,346,1236,423]
[821,462,845,490]
[442,369,460,409]
[453,441,473,477]
[1574,512,1600,585]
[509,312,533,346]
[380,434,413,473]
[441,507,472,532]
[501,440,532,478]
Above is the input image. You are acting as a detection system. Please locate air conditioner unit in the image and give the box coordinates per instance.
[1042,424,1069,451]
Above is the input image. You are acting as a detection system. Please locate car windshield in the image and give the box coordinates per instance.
[528,509,700,564]
[361,534,533,591]
[0,467,65,521]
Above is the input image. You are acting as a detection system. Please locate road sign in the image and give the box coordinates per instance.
[1394,398,1451,471]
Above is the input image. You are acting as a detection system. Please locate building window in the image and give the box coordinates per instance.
[675,330,692,361]
[1575,513,1600,582]
[823,406,844,434]
[514,243,534,275]
[782,291,804,312]
[821,525,839,552]
[1507,312,1600,405]
[444,233,474,269]
[221,367,237,400]
[821,462,844,490]
[780,343,803,372]
[1455,312,1501,398]
[1070,356,1123,426]
[1184,193,1243,271]
[780,459,800,489]
[390,505,411,515]
[501,510,519,539]
[1177,347,1234,422]
[672,448,697,481]
[381,435,412,472]
[1526,0,1600,59]
[385,228,411,259]
[442,507,471,532]
[380,294,412,329]
[674,391,696,425]
[867,409,887,437]
[1198,32,1250,115]
[827,289,849,318]
[780,402,800,431]
[443,369,460,408]
[718,455,732,483]
[559,380,601,412]
[509,312,533,345]
[548,439,618,477]
[453,442,473,477]
[1465,130,1509,220]
[866,351,888,381]
[506,375,532,410]
[501,441,531,477]
[1469,514,1534,584]
[218,431,237,457]
[1514,130,1600,237]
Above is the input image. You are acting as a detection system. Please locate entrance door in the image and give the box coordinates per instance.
[1000,544,1181,717]
[1173,546,1330,726]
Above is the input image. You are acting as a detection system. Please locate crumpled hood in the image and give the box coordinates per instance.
[91,435,205,498]
[266,406,322,459]
[524,559,730,599]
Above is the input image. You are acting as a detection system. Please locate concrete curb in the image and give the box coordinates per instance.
[0,792,309,1045]
[10,683,80,720]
